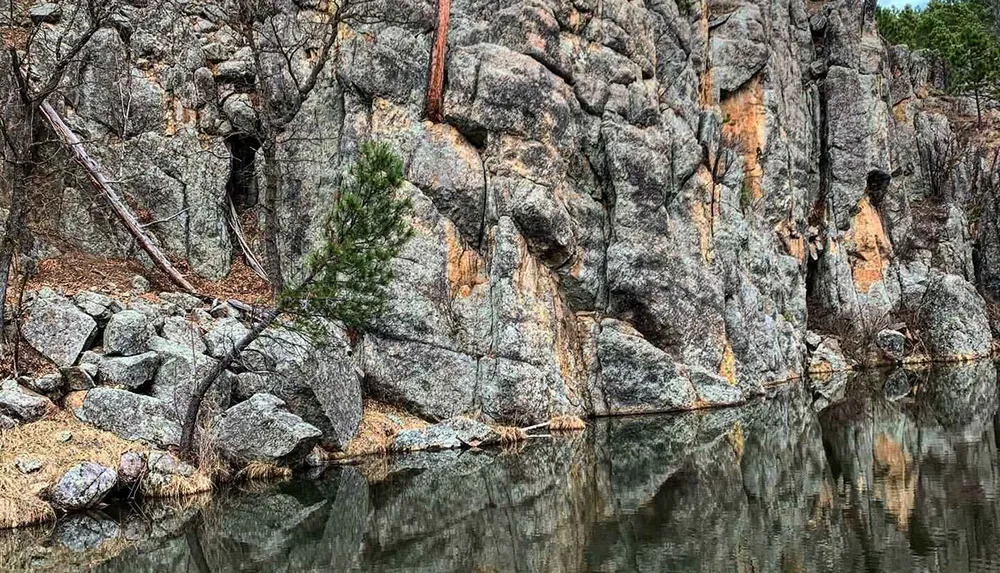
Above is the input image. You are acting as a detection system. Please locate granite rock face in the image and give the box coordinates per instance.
[18,0,1000,423]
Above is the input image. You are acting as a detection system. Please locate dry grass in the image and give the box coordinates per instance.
[493,426,528,444]
[236,461,292,481]
[139,471,214,498]
[0,410,151,529]
[339,400,429,458]
[548,415,586,432]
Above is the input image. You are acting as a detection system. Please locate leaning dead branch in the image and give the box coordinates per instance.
[39,102,199,294]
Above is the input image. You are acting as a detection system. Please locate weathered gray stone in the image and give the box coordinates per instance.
[61,366,95,391]
[241,326,361,450]
[50,462,118,511]
[98,352,160,389]
[918,274,992,359]
[104,310,156,356]
[77,388,182,448]
[361,334,476,422]
[73,291,121,322]
[204,317,248,359]
[117,451,147,485]
[876,329,906,362]
[14,456,42,474]
[24,373,64,396]
[214,393,322,465]
[148,336,231,419]
[160,316,207,354]
[391,417,496,452]
[0,380,52,422]
[22,294,97,367]
[131,276,151,294]
[591,320,745,416]
[158,292,203,311]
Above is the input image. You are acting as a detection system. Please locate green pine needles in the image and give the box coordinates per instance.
[280,141,413,336]
[877,0,1000,123]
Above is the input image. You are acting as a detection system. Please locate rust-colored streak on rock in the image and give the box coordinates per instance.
[445,225,485,298]
[425,0,452,123]
[720,75,766,200]
[846,196,892,293]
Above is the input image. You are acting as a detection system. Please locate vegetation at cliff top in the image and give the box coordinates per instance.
[877,0,1000,121]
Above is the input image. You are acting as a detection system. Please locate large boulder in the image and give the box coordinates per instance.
[918,274,992,359]
[360,335,477,422]
[103,310,156,356]
[98,352,161,389]
[77,388,182,448]
[22,293,97,367]
[241,326,362,450]
[213,393,322,465]
[50,462,118,511]
[0,379,53,423]
[591,320,746,415]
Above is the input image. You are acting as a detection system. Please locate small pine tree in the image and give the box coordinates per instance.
[179,142,412,456]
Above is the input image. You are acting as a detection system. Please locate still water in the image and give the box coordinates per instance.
[4,362,1000,572]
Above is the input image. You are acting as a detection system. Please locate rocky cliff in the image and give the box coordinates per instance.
[10,0,1000,426]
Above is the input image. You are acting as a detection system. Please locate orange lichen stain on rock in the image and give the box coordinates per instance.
[727,420,745,461]
[692,167,715,264]
[720,75,766,200]
[719,341,737,385]
[445,224,486,298]
[371,98,413,136]
[775,220,806,263]
[163,97,196,137]
[845,196,892,293]
[873,433,916,531]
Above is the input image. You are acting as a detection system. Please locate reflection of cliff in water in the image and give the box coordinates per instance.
[4,363,1000,572]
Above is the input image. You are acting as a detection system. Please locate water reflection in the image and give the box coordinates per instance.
[3,363,1000,572]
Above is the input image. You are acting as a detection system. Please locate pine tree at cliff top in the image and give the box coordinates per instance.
[877,0,1000,125]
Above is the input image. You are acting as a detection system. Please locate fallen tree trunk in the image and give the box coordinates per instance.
[39,101,199,294]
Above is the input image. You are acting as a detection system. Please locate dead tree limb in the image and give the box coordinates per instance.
[39,101,199,294]
[226,196,269,281]
[425,0,451,122]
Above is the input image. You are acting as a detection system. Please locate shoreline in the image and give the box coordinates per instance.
[2,355,991,532]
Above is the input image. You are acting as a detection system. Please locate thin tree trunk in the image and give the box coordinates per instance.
[425,0,452,123]
[261,140,284,296]
[0,184,25,336]
[975,87,983,128]
[39,102,199,294]
[179,306,281,455]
